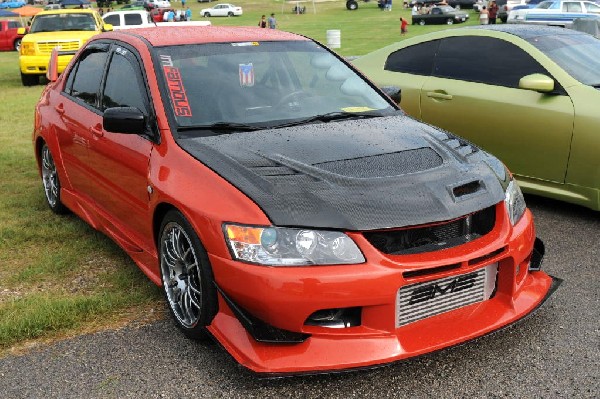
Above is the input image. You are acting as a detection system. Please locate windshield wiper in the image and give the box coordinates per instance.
[270,111,382,129]
[177,122,261,132]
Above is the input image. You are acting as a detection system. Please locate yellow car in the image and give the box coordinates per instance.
[19,9,112,86]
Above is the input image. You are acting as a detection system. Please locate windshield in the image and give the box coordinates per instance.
[438,6,456,12]
[536,1,556,9]
[154,41,394,132]
[30,13,98,33]
[527,33,600,86]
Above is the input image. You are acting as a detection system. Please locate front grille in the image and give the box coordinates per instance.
[396,264,497,327]
[364,206,496,255]
[37,40,81,54]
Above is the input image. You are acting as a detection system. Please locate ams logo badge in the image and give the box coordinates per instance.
[408,273,477,306]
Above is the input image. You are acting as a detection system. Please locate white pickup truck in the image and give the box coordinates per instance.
[102,10,211,30]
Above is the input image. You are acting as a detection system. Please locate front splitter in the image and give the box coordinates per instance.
[206,274,561,377]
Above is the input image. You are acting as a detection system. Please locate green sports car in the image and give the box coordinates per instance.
[353,25,599,211]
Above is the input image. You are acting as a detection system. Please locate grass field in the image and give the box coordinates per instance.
[0,0,479,355]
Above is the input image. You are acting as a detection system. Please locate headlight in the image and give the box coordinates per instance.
[504,179,526,225]
[224,224,365,266]
[20,42,35,56]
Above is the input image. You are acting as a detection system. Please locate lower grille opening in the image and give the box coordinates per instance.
[304,307,361,328]
[364,206,496,255]
[396,264,498,327]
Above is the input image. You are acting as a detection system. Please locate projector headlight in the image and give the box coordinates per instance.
[224,224,365,266]
[504,179,526,226]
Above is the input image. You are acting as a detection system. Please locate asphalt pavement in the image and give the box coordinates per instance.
[1,195,598,398]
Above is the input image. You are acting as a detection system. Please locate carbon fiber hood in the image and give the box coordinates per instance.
[177,115,507,230]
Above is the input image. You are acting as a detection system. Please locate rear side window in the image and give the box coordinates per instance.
[384,40,439,76]
[103,15,120,26]
[70,51,109,107]
[433,36,547,88]
[124,13,143,25]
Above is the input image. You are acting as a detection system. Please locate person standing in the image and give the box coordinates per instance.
[268,13,277,29]
[400,17,408,35]
[258,15,267,28]
[181,0,186,7]
[488,0,498,24]
[479,6,489,24]
[185,6,191,21]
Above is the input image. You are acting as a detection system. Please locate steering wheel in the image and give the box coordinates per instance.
[275,90,310,110]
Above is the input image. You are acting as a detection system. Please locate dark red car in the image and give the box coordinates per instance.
[0,19,24,51]
[34,27,559,375]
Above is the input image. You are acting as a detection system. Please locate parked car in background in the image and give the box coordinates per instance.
[0,1,26,8]
[121,1,146,10]
[200,3,242,17]
[114,8,210,25]
[18,9,112,86]
[412,5,470,25]
[34,25,557,375]
[144,0,170,10]
[102,10,154,29]
[150,7,174,21]
[508,0,600,26]
[511,0,546,10]
[446,0,478,9]
[0,19,24,51]
[353,25,600,211]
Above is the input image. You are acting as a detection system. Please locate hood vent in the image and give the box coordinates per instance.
[453,180,483,198]
[314,148,443,178]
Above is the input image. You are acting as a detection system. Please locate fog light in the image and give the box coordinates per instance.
[304,307,361,328]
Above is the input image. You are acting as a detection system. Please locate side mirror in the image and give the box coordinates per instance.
[380,85,401,104]
[103,107,145,134]
[103,23,113,32]
[518,73,554,93]
[17,27,26,35]
[47,47,59,82]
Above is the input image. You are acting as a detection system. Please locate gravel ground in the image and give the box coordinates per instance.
[1,196,598,398]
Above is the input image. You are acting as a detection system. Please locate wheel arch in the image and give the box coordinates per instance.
[153,202,179,248]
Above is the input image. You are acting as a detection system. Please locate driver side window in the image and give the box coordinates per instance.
[101,50,148,115]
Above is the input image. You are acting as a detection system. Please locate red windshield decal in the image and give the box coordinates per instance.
[163,66,192,117]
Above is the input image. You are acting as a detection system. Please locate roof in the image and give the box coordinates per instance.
[465,24,584,39]
[36,8,98,16]
[102,26,308,47]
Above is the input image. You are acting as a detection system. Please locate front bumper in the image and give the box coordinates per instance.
[206,208,559,375]
[19,54,73,75]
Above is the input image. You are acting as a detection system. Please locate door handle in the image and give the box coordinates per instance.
[426,92,453,100]
[90,124,103,137]
[54,103,65,115]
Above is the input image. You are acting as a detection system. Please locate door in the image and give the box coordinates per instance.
[0,23,6,49]
[85,44,156,248]
[420,36,574,183]
[57,47,110,196]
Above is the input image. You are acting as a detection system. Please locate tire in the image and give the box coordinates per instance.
[159,209,218,340]
[446,18,454,25]
[14,38,21,52]
[227,11,233,17]
[346,0,358,10]
[21,73,39,86]
[40,143,68,214]
[419,19,425,25]
[204,12,210,17]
